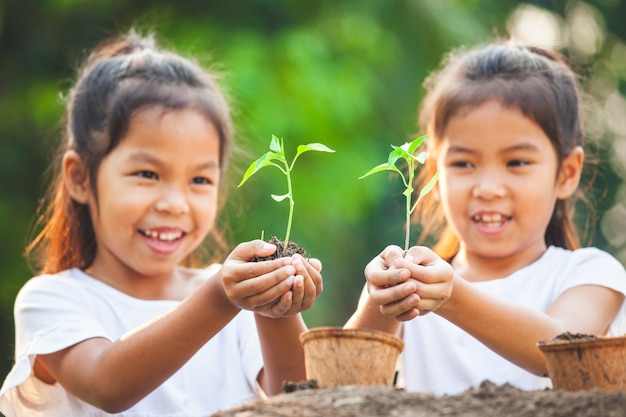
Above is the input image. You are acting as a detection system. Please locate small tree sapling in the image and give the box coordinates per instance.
[238,134,335,256]
[360,135,439,250]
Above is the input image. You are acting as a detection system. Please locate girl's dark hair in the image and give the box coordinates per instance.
[26,30,234,274]
[415,41,586,260]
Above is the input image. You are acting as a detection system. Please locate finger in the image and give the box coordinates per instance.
[366,262,412,288]
[287,275,305,314]
[394,256,453,285]
[294,255,323,297]
[227,240,277,262]
[368,280,418,306]
[243,275,295,308]
[270,291,293,317]
[413,279,452,303]
[395,308,421,321]
[227,259,296,291]
[307,257,322,272]
[379,245,405,265]
[379,292,420,318]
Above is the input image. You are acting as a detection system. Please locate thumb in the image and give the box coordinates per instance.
[228,239,277,261]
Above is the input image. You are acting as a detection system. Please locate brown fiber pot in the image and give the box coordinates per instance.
[299,326,405,389]
[537,335,626,392]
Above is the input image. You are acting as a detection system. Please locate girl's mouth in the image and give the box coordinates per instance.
[139,229,185,241]
[471,213,511,228]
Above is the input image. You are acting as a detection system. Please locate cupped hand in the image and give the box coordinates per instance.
[365,245,453,321]
[221,240,323,318]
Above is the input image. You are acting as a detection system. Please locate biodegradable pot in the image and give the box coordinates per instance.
[537,334,626,392]
[299,326,404,389]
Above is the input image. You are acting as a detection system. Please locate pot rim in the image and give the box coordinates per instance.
[537,334,626,351]
[300,326,405,351]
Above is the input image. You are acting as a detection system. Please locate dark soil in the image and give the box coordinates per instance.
[212,381,626,417]
[253,236,307,261]
[553,331,599,341]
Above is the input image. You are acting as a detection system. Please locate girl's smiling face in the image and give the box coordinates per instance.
[435,100,581,276]
[80,106,221,292]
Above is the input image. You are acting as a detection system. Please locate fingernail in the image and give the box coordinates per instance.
[405,253,415,262]
[285,265,296,275]
[295,276,304,288]
[263,243,275,251]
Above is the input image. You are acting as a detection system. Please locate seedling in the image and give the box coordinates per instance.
[360,135,439,250]
[238,134,335,253]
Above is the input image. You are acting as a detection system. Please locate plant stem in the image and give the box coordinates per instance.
[405,189,411,251]
[284,167,294,251]
[404,158,416,251]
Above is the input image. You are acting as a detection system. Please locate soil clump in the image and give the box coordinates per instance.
[253,236,307,261]
[212,380,626,417]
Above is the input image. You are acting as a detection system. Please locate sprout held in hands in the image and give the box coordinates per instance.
[238,134,335,253]
[360,135,439,250]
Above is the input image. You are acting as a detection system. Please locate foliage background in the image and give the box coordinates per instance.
[1,0,626,396]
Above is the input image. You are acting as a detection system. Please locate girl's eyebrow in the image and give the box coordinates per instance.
[504,142,542,152]
[445,142,541,154]
[128,151,220,170]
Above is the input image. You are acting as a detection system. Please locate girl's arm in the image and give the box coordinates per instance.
[437,277,624,375]
[251,251,323,395]
[34,240,299,413]
[254,314,308,395]
[359,245,624,376]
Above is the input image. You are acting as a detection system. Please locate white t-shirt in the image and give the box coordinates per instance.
[400,246,626,395]
[0,267,264,417]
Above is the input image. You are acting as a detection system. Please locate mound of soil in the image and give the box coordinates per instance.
[213,381,626,417]
[253,236,307,261]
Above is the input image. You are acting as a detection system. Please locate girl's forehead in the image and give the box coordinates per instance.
[436,101,552,153]
[118,107,221,158]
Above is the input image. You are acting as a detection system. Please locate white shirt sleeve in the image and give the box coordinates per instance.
[0,273,109,416]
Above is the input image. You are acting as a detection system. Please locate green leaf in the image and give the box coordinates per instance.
[271,193,290,202]
[359,162,402,179]
[269,135,283,153]
[410,170,440,213]
[414,150,427,164]
[237,153,283,187]
[408,135,426,154]
[388,147,408,166]
[295,143,336,157]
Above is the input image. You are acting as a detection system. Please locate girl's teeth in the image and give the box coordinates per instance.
[145,230,181,241]
[473,214,505,224]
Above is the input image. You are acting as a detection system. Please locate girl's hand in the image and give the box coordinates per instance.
[365,245,454,321]
[271,253,323,317]
[221,240,323,318]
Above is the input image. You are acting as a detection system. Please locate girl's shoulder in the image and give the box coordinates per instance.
[17,268,89,298]
[547,246,624,272]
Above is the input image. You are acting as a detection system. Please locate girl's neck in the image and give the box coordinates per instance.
[84,261,190,301]
[452,244,548,282]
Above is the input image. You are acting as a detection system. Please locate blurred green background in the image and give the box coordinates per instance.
[1,0,626,393]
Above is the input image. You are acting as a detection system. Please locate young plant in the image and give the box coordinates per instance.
[360,135,439,251]
[238,134,335,253]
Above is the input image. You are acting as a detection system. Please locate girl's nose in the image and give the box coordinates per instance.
[154,189,190,215]
[472,181,507,199]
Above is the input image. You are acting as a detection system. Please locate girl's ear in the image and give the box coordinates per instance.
[62,150,91,203]
[556,146,584,199]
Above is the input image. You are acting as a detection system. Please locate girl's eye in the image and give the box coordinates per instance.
[191,177,214,185]
[508,159,531,168]
[136,170,158,180]
[450,161,473,169]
